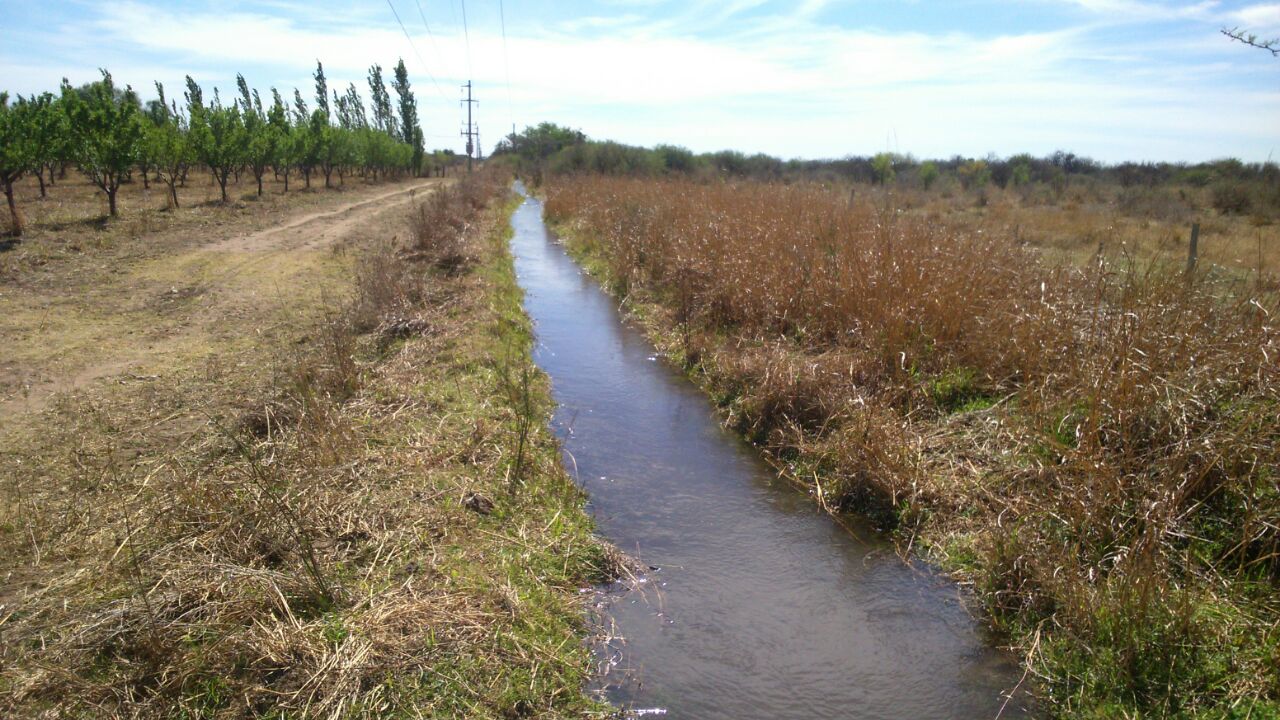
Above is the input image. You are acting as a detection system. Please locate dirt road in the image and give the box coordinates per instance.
[0,178,442,421]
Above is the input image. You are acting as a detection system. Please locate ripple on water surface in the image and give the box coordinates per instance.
[508,183,1033,720]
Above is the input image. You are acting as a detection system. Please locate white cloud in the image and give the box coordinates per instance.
[2,0,1276,162]
[1227,2,1280,33]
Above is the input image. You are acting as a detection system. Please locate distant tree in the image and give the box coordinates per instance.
[391,59,422,173]
[237,75,276,197]
[312,111,339,188]
[60,70,144,218]
[1008,154,1034,188]
[328,127,357,185]
[313,60,330,119]
[367,64,398,139]
[505,122,586,165]
[296,109,326,189]
[25,93,65,198]
[236,74,254,118]
[189,91,247,202]
[958,159,992,190]
[871,152,896,185]
[0,93,40,235]
[919,161,940,190]
[654,144,697,173]
[184,75,204,117]
[292,88,309,125]
[147,84,192,209]
[343,83,368,129]
[268,89,296,191]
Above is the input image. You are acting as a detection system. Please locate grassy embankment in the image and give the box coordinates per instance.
[1,171,616,718]
[544,175,1279,718]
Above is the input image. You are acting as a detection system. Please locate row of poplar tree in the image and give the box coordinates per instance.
[0,59,440,237]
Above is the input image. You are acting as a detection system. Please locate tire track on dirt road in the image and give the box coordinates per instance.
[0,179,444,421]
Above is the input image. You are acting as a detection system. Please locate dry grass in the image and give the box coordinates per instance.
[545,175,1280,717]
[1,169,616,718]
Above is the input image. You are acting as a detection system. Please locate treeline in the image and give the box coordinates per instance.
[494,123,1280,214]
[1,59,459,236]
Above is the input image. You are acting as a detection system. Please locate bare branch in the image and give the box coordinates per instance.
[1222,27,1280,56]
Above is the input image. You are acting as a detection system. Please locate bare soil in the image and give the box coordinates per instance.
[0,173,442,420]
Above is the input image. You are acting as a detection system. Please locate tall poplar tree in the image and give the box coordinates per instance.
[391,59,422,175]
[367,64,398,139]
[313,60,330,119]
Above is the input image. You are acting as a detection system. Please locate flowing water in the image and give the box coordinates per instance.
[508,183,1032,719]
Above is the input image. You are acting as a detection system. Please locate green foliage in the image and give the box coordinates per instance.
[871,152,896,185]
[3,59,427,223]
[958,159,992,190]
[655,144,697,172]
[1010,157,1033,187]
[146,105,191,208]
[390,59,422,174]
[919,161,940,189]
[0,93,42,234]
[367,64,398,139]
[188,97,246,202]
[59,69,144,217]
[0,96,39,184]
[926,367,995,412]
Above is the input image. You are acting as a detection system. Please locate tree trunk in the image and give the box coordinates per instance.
[47,164,57,187]
[284,169,289,192]
[107,187,119,217]
[256,173,263,197]
[169,181,180,209]
[4,179,23,237]
[141,167,149,190]
[304,168,311,189]
[37,171,46,198]
[218,173,229,203]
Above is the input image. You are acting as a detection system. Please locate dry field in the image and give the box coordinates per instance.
[0,170,614,718]
[545,175,1280,718]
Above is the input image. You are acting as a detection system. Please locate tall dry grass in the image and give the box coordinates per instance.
[545,175,1280,715]
[1,169,614,718]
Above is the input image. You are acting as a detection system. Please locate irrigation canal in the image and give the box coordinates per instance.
[508,182,1033,719]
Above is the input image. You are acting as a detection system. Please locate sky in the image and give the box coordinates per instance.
[1,0,1278,163]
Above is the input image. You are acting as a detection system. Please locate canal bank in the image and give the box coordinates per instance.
[509,182,1032,719]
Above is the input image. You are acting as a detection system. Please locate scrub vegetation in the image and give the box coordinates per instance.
[538,164,1279,717]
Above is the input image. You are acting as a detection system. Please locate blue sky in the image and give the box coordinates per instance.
[2,0,1278,162]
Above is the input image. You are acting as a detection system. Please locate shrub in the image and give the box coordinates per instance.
[1212,181,1253,214]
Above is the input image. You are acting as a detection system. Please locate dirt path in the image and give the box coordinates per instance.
[0,179,441,421]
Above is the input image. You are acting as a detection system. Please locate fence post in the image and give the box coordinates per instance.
[1185,222,1200,276]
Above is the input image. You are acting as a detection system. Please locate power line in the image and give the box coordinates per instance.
[459,0,474,81]
[498,0,514,136]
[384,0,450,103]
[413,0,455,81]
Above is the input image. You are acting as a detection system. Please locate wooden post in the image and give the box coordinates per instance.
[1186,222,1200,275]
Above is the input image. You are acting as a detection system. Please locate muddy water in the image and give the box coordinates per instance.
[509,184,1031,719]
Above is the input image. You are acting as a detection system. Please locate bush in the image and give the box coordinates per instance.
[1212,182,1254,215]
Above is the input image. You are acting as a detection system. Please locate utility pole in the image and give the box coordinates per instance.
[460,81,478,173]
